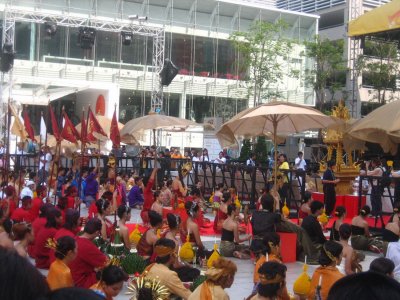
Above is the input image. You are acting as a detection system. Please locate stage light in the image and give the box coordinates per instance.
[78,27,96,49]
[128,15,138,20]
[44,21,57,37]
[121,31,133,46]
[138,16,148,21]
[160,59,179,86]
[0,43,15,73]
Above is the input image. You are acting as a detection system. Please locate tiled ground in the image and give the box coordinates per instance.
[36,206,379,299]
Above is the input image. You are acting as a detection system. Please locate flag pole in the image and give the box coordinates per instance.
[4,102,11,184]
[78,107,87,214]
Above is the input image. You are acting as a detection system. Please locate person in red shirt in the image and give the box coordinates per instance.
[1,185,17,218]
[30,185,47,220]
[141,167,157,224]
[69,218,108,288]
[65,185,78,209]
[29,203,54,258]
[11,196,34,223]
[50,208,80,263]
[35,207,63,269]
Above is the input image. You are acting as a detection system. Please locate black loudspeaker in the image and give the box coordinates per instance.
[0,43,14,73]
[45,22,57,37]
[78,27,96,49]
[121,31,133,46]
[160,59,179,86]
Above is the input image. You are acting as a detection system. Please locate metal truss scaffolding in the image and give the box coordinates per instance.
[1,5,165,113]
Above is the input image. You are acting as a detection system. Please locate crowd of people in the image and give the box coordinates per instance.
[2,145,400,300]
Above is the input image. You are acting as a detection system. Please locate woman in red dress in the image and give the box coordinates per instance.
[96,199,114,241]
[35,207,63,269]
[213,192,232,234]
[137,210,163,261]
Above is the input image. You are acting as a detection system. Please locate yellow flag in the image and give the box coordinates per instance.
[10,104,28,139]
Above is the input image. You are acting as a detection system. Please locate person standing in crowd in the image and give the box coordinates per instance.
[200,148,210,162]
[247,153,256,167]
[70,218,108,288]
[366,158,384,216]
[84,166,99,208]
[214,151,226,164]
[322,160,340,216]
[144,238,192,299]
[295,151,307,171]
[38,145,52,184]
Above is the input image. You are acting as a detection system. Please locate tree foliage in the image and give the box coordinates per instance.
[356,39,400,104]
[239,139,252,161]
[230,20,296,106]
[254,136,269,166]
[303,36,345,111]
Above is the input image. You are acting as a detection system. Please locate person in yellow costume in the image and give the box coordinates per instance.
[47,236,77,290]
[189,257,237,300]
[308,241,344,300]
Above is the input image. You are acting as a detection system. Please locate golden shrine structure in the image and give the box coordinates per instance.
[321,101,359,195]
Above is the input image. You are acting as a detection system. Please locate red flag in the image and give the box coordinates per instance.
[87,107,107,141]
[61,111,80,143]
[23,110,35,140]
[110,107,121,148]
[49,105,61,142]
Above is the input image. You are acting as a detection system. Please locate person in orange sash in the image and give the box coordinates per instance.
[47,236,77,290]
[189,257,237,300]
[308,241,344,300]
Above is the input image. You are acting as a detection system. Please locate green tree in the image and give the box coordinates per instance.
[239,139,252,161]
[230,20,296,106]
[303,36,345,111]
[357,40,399,104]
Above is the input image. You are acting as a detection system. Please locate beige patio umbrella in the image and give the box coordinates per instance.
[120,112,199,145]
[348,100,400,155]
[216,101,341,187]
[36,134,79,157]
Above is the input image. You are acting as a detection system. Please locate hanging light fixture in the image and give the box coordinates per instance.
[121,31,133,46]
[78,27,96,49]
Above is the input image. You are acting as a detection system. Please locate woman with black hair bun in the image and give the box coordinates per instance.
[47,236,77,290]
[213,191,232,234]
[351,205,383,253]
[95,198,113,240]
[330,206,346,241]
[308,240,344,299]
[117,204,131,249]
[338,224,363,275]
[136,210,163,260]
[90,265,128,300]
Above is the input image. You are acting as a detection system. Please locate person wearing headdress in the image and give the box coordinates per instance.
[308,241,344,300]
[249,261,290,300]
[47,236,77,290]
[189,257,237,300]
[143,238,192,299]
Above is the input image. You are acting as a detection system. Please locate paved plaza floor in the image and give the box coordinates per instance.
[36,206,379,300]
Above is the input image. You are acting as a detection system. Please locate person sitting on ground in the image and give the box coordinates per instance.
[251,194,281,241]
[0,209,13,249]
[47,236,77,290]
[383,205,400,243]
[330,206,346,241]
[248,261,289,300]
[150,190,163,216]
[298,191,312,223]
[351,205,382,253]
[12,222,34,258]
[301,200,326,250]
[144,238,192,300]
[327,271,400,300]
[188,187,209,228]
[11,195,34,223]
[189,257,237,300]
[337,224,362,275]
[214,191,231,234]
[386,237,400,280]
[117,205,132,249]
[137,210,163,260]
[164,213,200,282]
[220,203,251,259]
[308,241,344,300]
[253,232,282,285]
[30,185,46,219]
[181,201,209,259]
[0,247,49,300]
[69,218,108,288]
[171,168,188,209]
[54,208,80,240]
[96,199,113,241]
[29,203,53,258]
[370,257,395,278]
[35,207,63,269]
[128,175,144,209]
[90,265,128,300]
